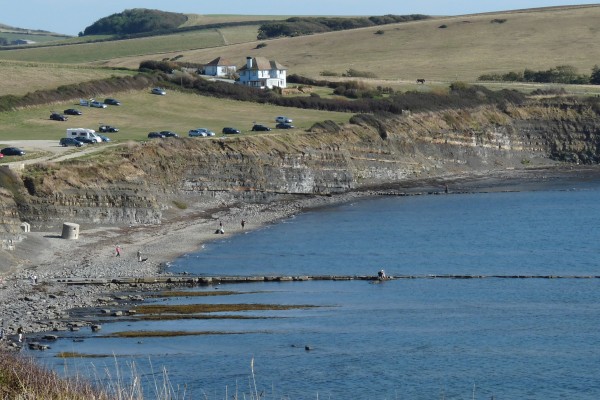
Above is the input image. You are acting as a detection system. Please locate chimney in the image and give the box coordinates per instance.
[246,57,253,69]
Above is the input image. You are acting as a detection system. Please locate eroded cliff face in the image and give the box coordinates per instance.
[2,100,600,233]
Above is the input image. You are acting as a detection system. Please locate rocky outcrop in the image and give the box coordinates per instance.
[2,100,600,232]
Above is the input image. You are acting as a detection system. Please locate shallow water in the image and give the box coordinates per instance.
[36,181,600,399]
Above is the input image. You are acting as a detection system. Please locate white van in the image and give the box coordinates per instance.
[66,128,102,143]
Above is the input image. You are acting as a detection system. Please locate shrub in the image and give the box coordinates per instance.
[342,69,377,78]
[255,42,267,49]
[320,70,340,77]
[375,30,385,35]
[491,18,507,24]
[439,24,448,29]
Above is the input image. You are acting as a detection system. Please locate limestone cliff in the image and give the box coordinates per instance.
[2,100,600,234]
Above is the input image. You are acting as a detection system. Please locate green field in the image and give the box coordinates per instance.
[0,25,261,64]
[0,89,352,142]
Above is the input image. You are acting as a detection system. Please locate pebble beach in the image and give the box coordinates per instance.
[0,191,367,350]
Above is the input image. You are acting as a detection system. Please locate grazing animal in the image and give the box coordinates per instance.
[416,78,426,84]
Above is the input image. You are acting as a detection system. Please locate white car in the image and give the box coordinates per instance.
[275,116,292,123]
[151,87,166,95]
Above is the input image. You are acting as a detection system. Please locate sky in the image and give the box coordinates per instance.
[3,0,598,36]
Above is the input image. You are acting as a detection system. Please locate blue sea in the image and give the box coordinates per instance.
[35,178,600,399]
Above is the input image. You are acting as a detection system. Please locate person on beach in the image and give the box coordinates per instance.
[115,245,121,257]
[241,219,246,229]
[137,250,142,262]
[218,221,224,234]
[378,269,386,280]
[17,326,23,343]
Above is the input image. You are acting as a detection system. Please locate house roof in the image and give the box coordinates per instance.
[238,56,287,71]
[205,57,235,66]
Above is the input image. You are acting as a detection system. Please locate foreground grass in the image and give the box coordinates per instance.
[0,349,109,399]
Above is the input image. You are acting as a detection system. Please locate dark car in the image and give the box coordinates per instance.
[160,131,179,138]
[148,132,165,139]
[74,137,96,145]
[99,125,119,133]
[222,127,241,135]
[251,124,271,132]
[59,137,84,147]
[276,123,295,129]
[64,108,82,115]
[50,112,67,121]
[104,98,121,106]
[1,147,26,156]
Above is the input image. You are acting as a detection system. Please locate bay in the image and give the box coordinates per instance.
[36,180,600,399]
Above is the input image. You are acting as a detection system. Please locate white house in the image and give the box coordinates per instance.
[237,56,287,89]
[202,57,236,77]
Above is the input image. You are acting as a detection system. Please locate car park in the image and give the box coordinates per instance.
[160,131,179,138]
[99,125,119,133]
[90,101,107,108]
[276,123,295,129]
[104,98,121,106]
[74,137,96,145]
[148,132,165,138]
[222,127,241,135]
[50,112,68,121]
[64,109,82,115]
[1,147,26,156]
[251,124,271,131]
[151,87,166,95]
[59,137,84,147]
[275,116,292,123]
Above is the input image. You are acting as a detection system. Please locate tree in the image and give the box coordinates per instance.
[591,65,600,85]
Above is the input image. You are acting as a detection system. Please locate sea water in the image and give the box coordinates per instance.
[35,179,600,399]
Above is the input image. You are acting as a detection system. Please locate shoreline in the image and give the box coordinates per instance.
[1,165,598,349]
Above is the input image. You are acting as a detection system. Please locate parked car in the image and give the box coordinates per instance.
[276,123,295,129]
[99,125,119,133]
[99,135,111,142]
[151,87,166,95]
[160,131,179,138]
[189,128,215,137]
[275,116,292,124]
[0,153,3,158]
[148,132,165,139]
[74,137,96,144]
[50,112,68,121]
[90,101,107,108]
[188,129,207,137]
[59,137,84,147]
[1,147,26,156]
[104,98,121,106]
[251,124,271,132]
[222,127,241,135]
[64,108,82,115]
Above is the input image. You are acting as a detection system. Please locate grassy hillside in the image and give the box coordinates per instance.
[0,89,351,142]
[2,6,600,97]
[83,5,600,83]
